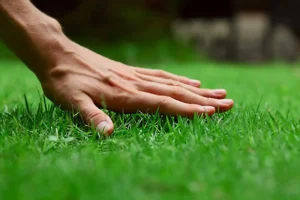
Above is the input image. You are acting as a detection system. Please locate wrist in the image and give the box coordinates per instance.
[20,19,73,80]
[0,1,73,79]
[8,17,73,80]
[23,19,72,77]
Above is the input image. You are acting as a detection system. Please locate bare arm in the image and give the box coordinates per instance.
[0,0,69,78]
[0,0,233,135]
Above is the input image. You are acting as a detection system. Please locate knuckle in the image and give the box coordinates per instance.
[70,94,90,107]
[136,80,149,91]
[171,86,185,98]
[168,79,180,86]
[158,96,172,107]
[84,109,104,123]
[205,97,213,105]
[156,70,167,76]
[102,73,114,84]
[110,91,134,105]
[73,95,86,105]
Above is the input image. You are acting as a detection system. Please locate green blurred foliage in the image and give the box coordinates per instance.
[0,0,208,64]
[74,39,204,65]
[60,0,182,41]
[0,39,205,65]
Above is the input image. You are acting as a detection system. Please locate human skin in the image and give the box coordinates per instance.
[0,0,234,135]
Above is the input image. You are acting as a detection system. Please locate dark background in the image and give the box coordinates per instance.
[1,0,300,63]
[31,0,300,39]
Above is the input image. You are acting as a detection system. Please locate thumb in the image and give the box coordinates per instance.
[78,97,114,135]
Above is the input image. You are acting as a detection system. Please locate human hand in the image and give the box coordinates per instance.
[0,1,233,135]
[40,41,234,135]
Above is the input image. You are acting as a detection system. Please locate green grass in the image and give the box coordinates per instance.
[0,60,299,200]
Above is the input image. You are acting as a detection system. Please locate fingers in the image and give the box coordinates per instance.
[131,92,216,117]
[136,73,227,99]
[77,97,114,135]
[133,67,201,87]
[140,82,234,112]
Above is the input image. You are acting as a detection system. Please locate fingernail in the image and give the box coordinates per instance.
[220,99,233,105]
[97,121,111,134]
[213,89,226,95]
[189,79,201,86]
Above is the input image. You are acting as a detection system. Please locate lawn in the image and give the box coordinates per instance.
[0,59,299,200]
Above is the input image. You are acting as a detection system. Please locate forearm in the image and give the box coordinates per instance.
[0,0,70,78]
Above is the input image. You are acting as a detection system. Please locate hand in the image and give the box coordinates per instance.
[40,41,234,135]
[0,0,233,136]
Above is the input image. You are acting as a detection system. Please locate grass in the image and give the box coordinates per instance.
[0,59,300,200]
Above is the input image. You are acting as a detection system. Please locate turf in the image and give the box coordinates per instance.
[0,60,299,200]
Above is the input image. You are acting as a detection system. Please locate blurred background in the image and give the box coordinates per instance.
[1,0,300,64]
